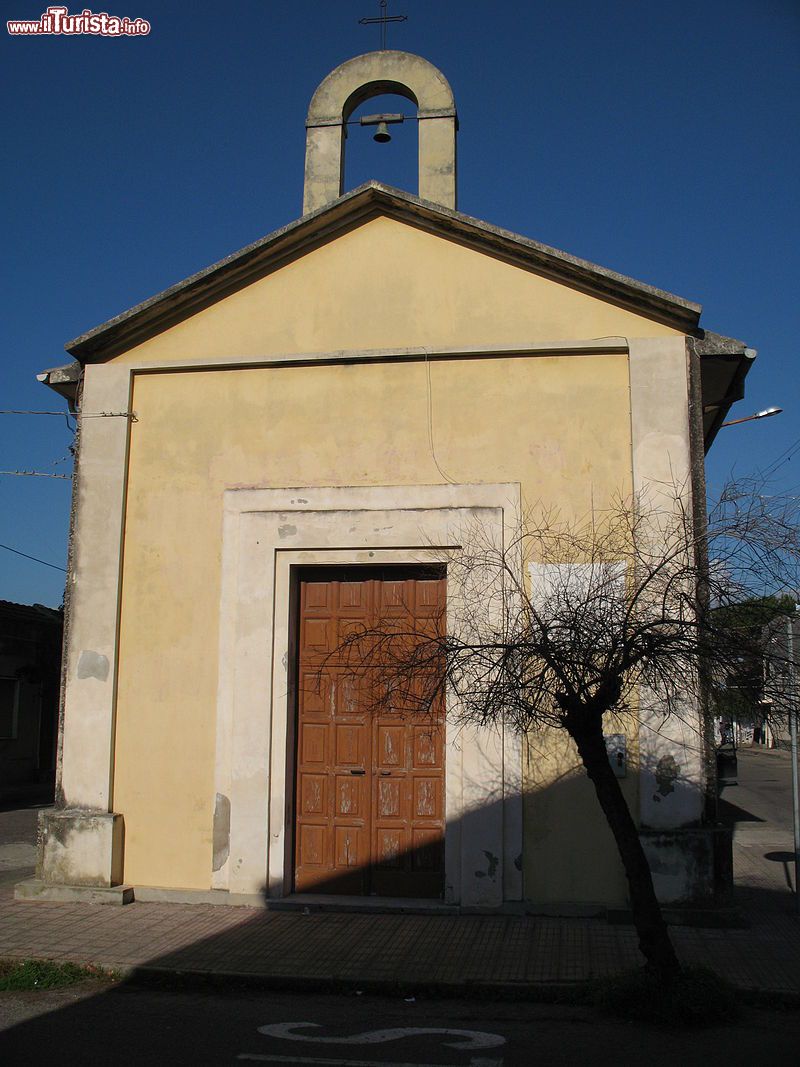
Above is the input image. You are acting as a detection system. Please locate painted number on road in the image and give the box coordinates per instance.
[239,1020,506,1066]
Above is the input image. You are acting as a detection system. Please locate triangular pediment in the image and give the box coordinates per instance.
[66,183,701,364]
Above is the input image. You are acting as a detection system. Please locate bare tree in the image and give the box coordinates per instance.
[332,478,800,978]
[709,594,796,745]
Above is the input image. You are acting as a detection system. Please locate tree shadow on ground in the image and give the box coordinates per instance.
[1,881,799,1065]
[716,795,765,827]
[0,778,798,1061]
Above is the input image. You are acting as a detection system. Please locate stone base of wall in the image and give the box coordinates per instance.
[37,809,124,888]
[640,825,733,907]
[15,878,133,905]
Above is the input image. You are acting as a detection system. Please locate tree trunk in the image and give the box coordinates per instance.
[568,713,681,976]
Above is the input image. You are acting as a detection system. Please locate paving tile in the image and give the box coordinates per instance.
[0,810,799,992]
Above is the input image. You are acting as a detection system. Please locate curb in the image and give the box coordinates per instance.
[43,958,800,1007]
[3,953,800,1005]
[121,965,590,1003]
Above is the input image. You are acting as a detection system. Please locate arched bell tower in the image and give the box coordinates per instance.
[303,50,458,214]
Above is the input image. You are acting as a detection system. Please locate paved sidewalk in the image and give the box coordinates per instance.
[0,875,798,995]
[0,748,798,996]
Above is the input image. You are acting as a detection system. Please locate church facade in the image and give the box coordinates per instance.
[25,51,751,910]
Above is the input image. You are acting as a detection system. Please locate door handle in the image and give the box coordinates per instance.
[349,769,365,775]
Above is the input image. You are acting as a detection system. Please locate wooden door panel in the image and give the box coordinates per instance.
[298,672,327,714]
[374,827,405,868]
[336,616,369,647]
[412,725,443,767]
[334,723,366,767]
[412,777,441,819]
[301,618,333,654]
[300,773,327,815]
[298,824,326,868]
[376,777,402,818]
[376,725,404,768]
[299,722,328,764]
[334,774,366,817]
[336,675,362,717]
[303,581,332,608]
[411,828,444,870]
[378,579,407,611]
[294,570,446,898]
[339,580,369,609]
[334,824,368,866]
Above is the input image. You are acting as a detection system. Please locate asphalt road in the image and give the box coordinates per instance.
[0,981,799,1066]
[0,800,44,890]
[719,744,796,831]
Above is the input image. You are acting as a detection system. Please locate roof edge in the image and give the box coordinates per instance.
[696,335,756,450]
[66,182,704,362]
[36,360,81,407]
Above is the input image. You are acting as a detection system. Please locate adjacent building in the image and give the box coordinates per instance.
[0,600,62,799]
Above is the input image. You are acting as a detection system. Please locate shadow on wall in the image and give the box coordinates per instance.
[261,769,727,911]
[216,718,729,909]
[521,729,729,910]
[266,783,504,903]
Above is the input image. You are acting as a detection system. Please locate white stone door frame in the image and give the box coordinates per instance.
[212,483,523,907]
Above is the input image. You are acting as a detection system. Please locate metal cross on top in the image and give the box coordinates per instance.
[358,0,407,51]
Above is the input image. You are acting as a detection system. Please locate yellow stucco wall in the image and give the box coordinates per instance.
[116,215,678,364]
[108,214,679,896]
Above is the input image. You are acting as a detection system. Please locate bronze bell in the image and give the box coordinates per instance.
[373,121,391,144]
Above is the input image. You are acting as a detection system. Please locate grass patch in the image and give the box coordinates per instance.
[0,959,110,992]
[592,966,738,1027]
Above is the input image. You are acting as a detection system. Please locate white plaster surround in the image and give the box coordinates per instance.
[212,482,524,907]
[628,337,704,829]
[59,363,132,811]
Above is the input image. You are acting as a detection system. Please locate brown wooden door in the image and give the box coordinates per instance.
[294,568,446,898]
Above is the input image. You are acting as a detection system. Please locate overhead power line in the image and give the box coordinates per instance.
[0,542,66,572]
[761,436,800,478]
[0,470,72,479]
[0,410,134,418]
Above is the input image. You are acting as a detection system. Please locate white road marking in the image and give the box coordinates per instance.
[238,1056,503,1067]
[255,1022,506,1051]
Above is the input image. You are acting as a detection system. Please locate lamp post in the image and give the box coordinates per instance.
[721,406,783,428]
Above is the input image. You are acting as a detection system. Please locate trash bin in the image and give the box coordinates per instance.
[716,741,738,787]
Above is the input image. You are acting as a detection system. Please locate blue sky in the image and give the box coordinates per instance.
[2,0,798,606]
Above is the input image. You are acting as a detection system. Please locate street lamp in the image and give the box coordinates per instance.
[721,406,783,428]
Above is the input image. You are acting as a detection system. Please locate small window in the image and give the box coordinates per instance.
[0,678,19,739]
